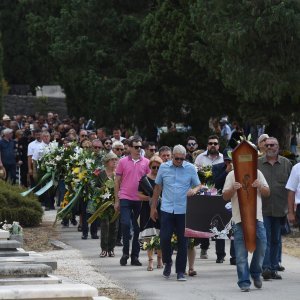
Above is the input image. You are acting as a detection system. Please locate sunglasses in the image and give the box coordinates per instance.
[208,142,219,146]
[174,157,185,161]
[104,142,112,145]
[80,135,87,137]
[93,146,102,149]
[115,148,124,151]
[265,144,277,148]
[151,166,160,170]
[187,143,196,146]
[149,148,156,152]
[133,146,142,149]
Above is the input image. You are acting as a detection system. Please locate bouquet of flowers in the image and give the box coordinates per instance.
[0,221,23,236]
[142,235,161,250]
[197,165,214,186]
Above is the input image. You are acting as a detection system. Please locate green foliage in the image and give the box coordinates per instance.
[0,33,3,116]
[0,180,43,227]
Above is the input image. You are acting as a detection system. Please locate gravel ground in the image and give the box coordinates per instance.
[42,248,136,299]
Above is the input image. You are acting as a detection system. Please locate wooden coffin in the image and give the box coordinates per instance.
[232,140,258,252]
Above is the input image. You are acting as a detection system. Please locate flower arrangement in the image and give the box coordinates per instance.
[197,165,214,186]
[0,221,23,236]
[87,177,119,224]
[142,235,161,250]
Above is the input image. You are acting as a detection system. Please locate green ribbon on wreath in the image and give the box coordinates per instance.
[55,185,84,222]
[88,201,119,224]
[20,172,52,197]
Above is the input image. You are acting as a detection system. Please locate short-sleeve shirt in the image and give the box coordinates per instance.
[116,156,150,201]
[223,170,269,224]
[155,160,200,214]
[32,142,48,161]
[195,150,224,167]
[286,162,300,205]
[28,140,41,156]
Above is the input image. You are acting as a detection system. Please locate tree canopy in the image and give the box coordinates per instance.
[0,0,300,145]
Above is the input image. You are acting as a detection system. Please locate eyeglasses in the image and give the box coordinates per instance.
[265,144,277,148]
[114,148,124,151]
[149,148,156,152]
[80,135,87,137]
[208,142,219,146]
[133,146,142,149]
[104,142,112,145]
[174,157,185,161]
[187,143,196,146]
[151,166,160,170]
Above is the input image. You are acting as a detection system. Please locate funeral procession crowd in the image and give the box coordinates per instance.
[0,112,299,292]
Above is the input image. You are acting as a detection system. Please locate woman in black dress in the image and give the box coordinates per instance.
[138,155,163,271]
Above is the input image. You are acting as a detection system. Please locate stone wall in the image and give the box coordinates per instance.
[3,95,68,118]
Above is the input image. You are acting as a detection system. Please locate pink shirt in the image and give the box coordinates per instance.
[116,156,150,201]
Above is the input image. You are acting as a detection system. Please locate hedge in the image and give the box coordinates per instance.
[0,180,43,227]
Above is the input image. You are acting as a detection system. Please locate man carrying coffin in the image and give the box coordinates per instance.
[223,169,270,292]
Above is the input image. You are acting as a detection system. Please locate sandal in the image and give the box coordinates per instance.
[147,259,154,271]
[188,268,197,276]
[99,251,107,258]
[108,250,115,257]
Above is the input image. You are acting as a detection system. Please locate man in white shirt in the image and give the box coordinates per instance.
[111,128,125,142]
[194,135,224,259]
[195,135,224,168]
[223,170,270,292]
[286,162,300,228]
[27,129,42,186]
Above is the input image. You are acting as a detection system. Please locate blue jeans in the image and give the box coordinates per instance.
[263,216,281,272]
[160,211,187,274]
[120,199,141,258]
[233,221,266,289]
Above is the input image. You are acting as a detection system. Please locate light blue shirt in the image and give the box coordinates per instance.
[155,160,200,214]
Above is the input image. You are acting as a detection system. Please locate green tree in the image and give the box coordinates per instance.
[191,0,300,147]
[0,33,3,116]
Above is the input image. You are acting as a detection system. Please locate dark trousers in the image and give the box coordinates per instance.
[160,211,187,274]
[100,217,118,251]
[215,239,236,259]
[82,201,98,236]
[199,238,210,250]
[120,199,141,258]
[4,164,16,184]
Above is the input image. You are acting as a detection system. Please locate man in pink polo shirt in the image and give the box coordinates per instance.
[114,137,150,266]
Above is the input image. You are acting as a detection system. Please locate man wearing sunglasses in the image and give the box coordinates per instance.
[195,135,224,259]
[150,145,201,281]
[258,137,292,280]
[185,136,198,163]
[112,141,125,158]
[114,137,150,267]
[195,135,223,168]
[102,137,113,153]
[144,141,157,159]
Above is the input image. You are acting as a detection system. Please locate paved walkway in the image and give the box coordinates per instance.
[51,212,300,300]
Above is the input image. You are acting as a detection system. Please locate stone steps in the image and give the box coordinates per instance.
[0,264,52,278]
[0,283,98,299]
[0,275,61,285]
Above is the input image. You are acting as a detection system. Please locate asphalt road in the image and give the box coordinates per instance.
[56,218,300,300]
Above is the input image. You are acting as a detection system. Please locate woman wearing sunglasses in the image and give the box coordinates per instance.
[138,155,163,271]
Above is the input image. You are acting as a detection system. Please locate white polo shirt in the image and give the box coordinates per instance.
[286,162,300,204]
[32,142,48,161]
[27,140,41,157]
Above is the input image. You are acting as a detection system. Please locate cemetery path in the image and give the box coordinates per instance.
[32,210,300,300]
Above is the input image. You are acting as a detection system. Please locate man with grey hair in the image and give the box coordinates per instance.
[258,137,292,279]
[112,141,125,158]
[0,128,17,183]
[151,144,202,281]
